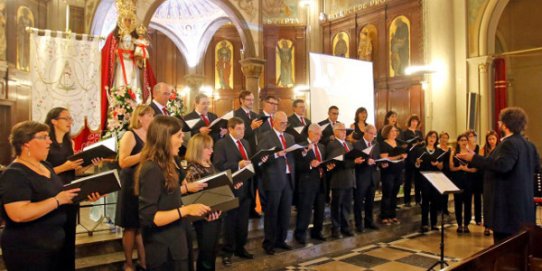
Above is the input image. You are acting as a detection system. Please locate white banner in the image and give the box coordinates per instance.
[30,29,102,134]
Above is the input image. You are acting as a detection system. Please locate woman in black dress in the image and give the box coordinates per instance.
[449,133,478,233]
[379,125,407,225]
[479,130,499,236]
[115,105,154,271]
[414,131,444,232]
[44,107,102,271]
[349,107,368,142]
[438,132,452,215]
[466,130,483,225]
[184,134,223,271]
[401,115,424,207]
[136,116,218,271]
[0,121,80,270]
[377,110,400,144]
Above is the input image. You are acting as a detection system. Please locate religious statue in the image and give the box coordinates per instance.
[215,40,232,89]
[390,16,410,76]
[0,1,6,61]
[133,25,149,69]
[17,6,34,71]
[113,33,141,91]
[334,32,348,57]
[276,39,294,87]
[358,28,373,61]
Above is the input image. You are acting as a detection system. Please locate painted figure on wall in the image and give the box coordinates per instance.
[276,39,294,87]
[333,32,349,58]
[215,40,233,90]
[389,16,410,77]
[17,6,34,71]
[263,0,298,21]
[358,25,376,61]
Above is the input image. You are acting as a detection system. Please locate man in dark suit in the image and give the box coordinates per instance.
[353,124,380,232]
[326,122,364,238]
[258,111,295,255]
[287,99,312,143]
[149,82,173,116]
[293,123,328,244]
[318,105,340,146]
[256,95,279,142]
[457,107,540,244]
[234,91,264,218]
[213,117,255,265]
[184,93,227,142]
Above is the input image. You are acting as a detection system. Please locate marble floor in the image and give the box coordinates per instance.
[283,223,494,271]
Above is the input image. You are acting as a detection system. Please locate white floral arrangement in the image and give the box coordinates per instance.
[105,85,140,138]
[166,88,184,117]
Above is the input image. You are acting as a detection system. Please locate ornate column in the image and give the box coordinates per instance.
[183,73,205,113]
[466,56,492,138]
[240,57,265,111]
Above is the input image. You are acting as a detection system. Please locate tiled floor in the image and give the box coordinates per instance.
[284,223,494,270]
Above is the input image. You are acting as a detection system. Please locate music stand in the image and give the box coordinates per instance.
[420,171,462,271]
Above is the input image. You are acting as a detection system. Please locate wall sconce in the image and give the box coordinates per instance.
[405,65,438,75]
[293,84,310,95]
[199,85,213,97]
[181,86,190,97]
[319,12,328,23]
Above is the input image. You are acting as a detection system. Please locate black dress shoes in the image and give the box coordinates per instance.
[263,247,275,255]
[310,233,326,241]
[295,237,307,245]
[222,256,232,266]
[234,249,254,259]
[365,222,380,230]
[341,230,354,237]
[276,242,292,250]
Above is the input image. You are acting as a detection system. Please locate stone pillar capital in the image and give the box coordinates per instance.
[240,58,266,111]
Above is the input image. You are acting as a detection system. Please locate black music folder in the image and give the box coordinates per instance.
[256,115,270,123]
[194,170,234,190]
[63,169,121,203]
[232,164,255,185]
[250,147,277,163]
[435,150,449,162]
[68,137,117,167]
[182,184,239,221]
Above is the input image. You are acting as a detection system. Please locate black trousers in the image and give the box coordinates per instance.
[262,184,293,250]
[194,219,222,271]
[380,171,402,219]
[222,195,251,256]
[420,177,439,227]
[453,178,473,227]
[331,188,353,232]
[404,164,420,204]
[59,203,78,271]
[353,178,376,230]
[294,186,325,241]
[148,258,192,271]
[3,248,61,271]
[472,178,483,223]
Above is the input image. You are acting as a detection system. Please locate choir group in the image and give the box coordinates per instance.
[0,82,522,271]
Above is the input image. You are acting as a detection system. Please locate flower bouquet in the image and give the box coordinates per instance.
[166,88,184,117]
[105,85,139,138]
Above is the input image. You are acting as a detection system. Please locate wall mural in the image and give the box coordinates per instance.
[276,39,294,87]
[333,32,349,58]
[389,16,410,77]
[358,24,377,61]
[17,5,34,71]
[262,0,299,24]
[215,40,233,90]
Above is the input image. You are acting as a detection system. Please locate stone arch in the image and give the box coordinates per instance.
[478,0,510,55]
[140,0,256,58]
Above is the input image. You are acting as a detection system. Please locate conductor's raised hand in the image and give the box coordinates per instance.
[456,150,475,162]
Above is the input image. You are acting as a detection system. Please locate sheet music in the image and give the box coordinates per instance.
[209,110,234,127]
[284,144,306,153]
[333,155,344,161]
[320,123,330,131]
[375,157,404,163]
[293,126,305,134]
[436,150,448,161]
[362,145,374,155]
[185,118,201,129]
[232,164,255,177]
[83,137,116,152]
[420,171,460,194]
[417,152,427,160]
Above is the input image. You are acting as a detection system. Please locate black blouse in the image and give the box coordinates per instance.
[0,162,66,251]
[46,138,75,184]
[380,141,406,173]
[415,147,445,171]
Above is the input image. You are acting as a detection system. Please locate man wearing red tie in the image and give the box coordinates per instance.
[258,111,296,255]
[184,93,227,142]
[293,124,330,244]
[149,82,173,116]
[213,117,256,265]
[287,99,312,143]
[326,123,364,238]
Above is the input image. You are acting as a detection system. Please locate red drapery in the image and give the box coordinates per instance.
[493,58,507,131]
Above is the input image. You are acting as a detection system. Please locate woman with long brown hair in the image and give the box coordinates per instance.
[480,130,499,236]
[136,116,218,271]
[349,107,369,142]
[449,133,477,233]
[184,134,223,271]
[115,105,154,271]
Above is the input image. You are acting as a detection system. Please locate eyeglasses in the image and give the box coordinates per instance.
[278,121,289,125]
[33,135,51,141]
[267,101,279,106]
[56,117,73,122]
